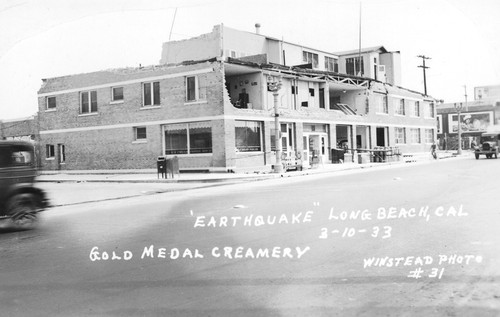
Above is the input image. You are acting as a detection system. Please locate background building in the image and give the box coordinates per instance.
[0,116,41,167]
[437,84,500,150]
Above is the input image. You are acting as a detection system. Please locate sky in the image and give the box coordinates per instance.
[0,0,499,120]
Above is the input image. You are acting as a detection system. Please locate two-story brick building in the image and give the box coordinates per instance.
[37,24,437,172]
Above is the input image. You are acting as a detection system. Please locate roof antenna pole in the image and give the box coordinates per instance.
[165,7,178,64]
[168,7,178,42]
[357,1,362,76]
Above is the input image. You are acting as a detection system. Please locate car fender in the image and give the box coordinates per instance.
[5,184,50,210]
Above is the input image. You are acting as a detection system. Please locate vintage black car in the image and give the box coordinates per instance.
[0,141,49,229]
[474,132,499,159]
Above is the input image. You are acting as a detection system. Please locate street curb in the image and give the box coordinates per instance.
[37,153,472,185]
[43,154,473,207]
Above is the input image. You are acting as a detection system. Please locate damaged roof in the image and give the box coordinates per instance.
[38,58,217,94]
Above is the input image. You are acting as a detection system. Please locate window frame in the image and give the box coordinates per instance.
[424,129,434,143]
[163,122,212,155]
[395,98,405,116]
[375,94,389,114]
[324,56,338,72]
[394,127,406,144]
[409,128,421,144]
[142,81,161,107]
[234,120,263,152]
[346,56,364,76]
[186,76,199,102]
[80,90,98,114]
[58,144,66,163]
[46,144,55,160]
[111,86,124,103]
[413,101,420,117]
[302,51,319,68]
[46,96,57,111]
[134,126,147,142]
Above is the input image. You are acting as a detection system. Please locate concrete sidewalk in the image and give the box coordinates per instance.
[38,150,467,184]
[36,151,471,207]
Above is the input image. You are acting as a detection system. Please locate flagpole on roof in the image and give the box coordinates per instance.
[357,1,362,76]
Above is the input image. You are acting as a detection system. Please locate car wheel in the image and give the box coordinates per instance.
[6,194,38,230]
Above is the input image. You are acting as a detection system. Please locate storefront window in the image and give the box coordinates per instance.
[235,121,262,152]
[189,121,212,154]
[164,124,188,154]
[164,122,213,155]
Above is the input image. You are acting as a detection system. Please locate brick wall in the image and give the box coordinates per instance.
[39,61,226,170]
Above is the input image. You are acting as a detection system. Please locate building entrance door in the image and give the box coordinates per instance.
[376,127,386,147]
[303,133,328,167]
[281,123,295,158]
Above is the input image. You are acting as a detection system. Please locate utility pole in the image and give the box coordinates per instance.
[464,85,468,112]
[454,102,463,155]
[417,55,431,95]
[267,76,283,173]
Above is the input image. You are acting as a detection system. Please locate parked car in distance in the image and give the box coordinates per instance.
[474,132,499,159]
[0,141,49,229]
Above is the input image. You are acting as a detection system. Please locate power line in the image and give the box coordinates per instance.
[417,55,431,96]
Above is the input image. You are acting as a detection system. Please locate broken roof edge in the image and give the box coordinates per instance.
[38,58,220,94]
[41,57,219,81]
[226,58,435,100]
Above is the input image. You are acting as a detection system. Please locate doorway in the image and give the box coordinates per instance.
[376,127,386,147]
[303,133,328,167]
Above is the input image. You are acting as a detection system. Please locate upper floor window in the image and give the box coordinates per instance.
[376,95,388,114]
[423,102,435,118]
[186,76,198,102]
[412,101,420,117]
[429,102,435,118]
[325,56,338,72]
[80,91,97,114]
[346,57,364,76]
[46,96,56,110]
[112,87,124,102]
[303,51,318,68]
[143,82,160,107]
[395,99,405,116]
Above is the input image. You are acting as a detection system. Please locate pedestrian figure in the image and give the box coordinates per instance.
[430,142,437,160]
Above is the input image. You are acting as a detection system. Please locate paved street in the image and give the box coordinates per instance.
[1,158,499,316]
